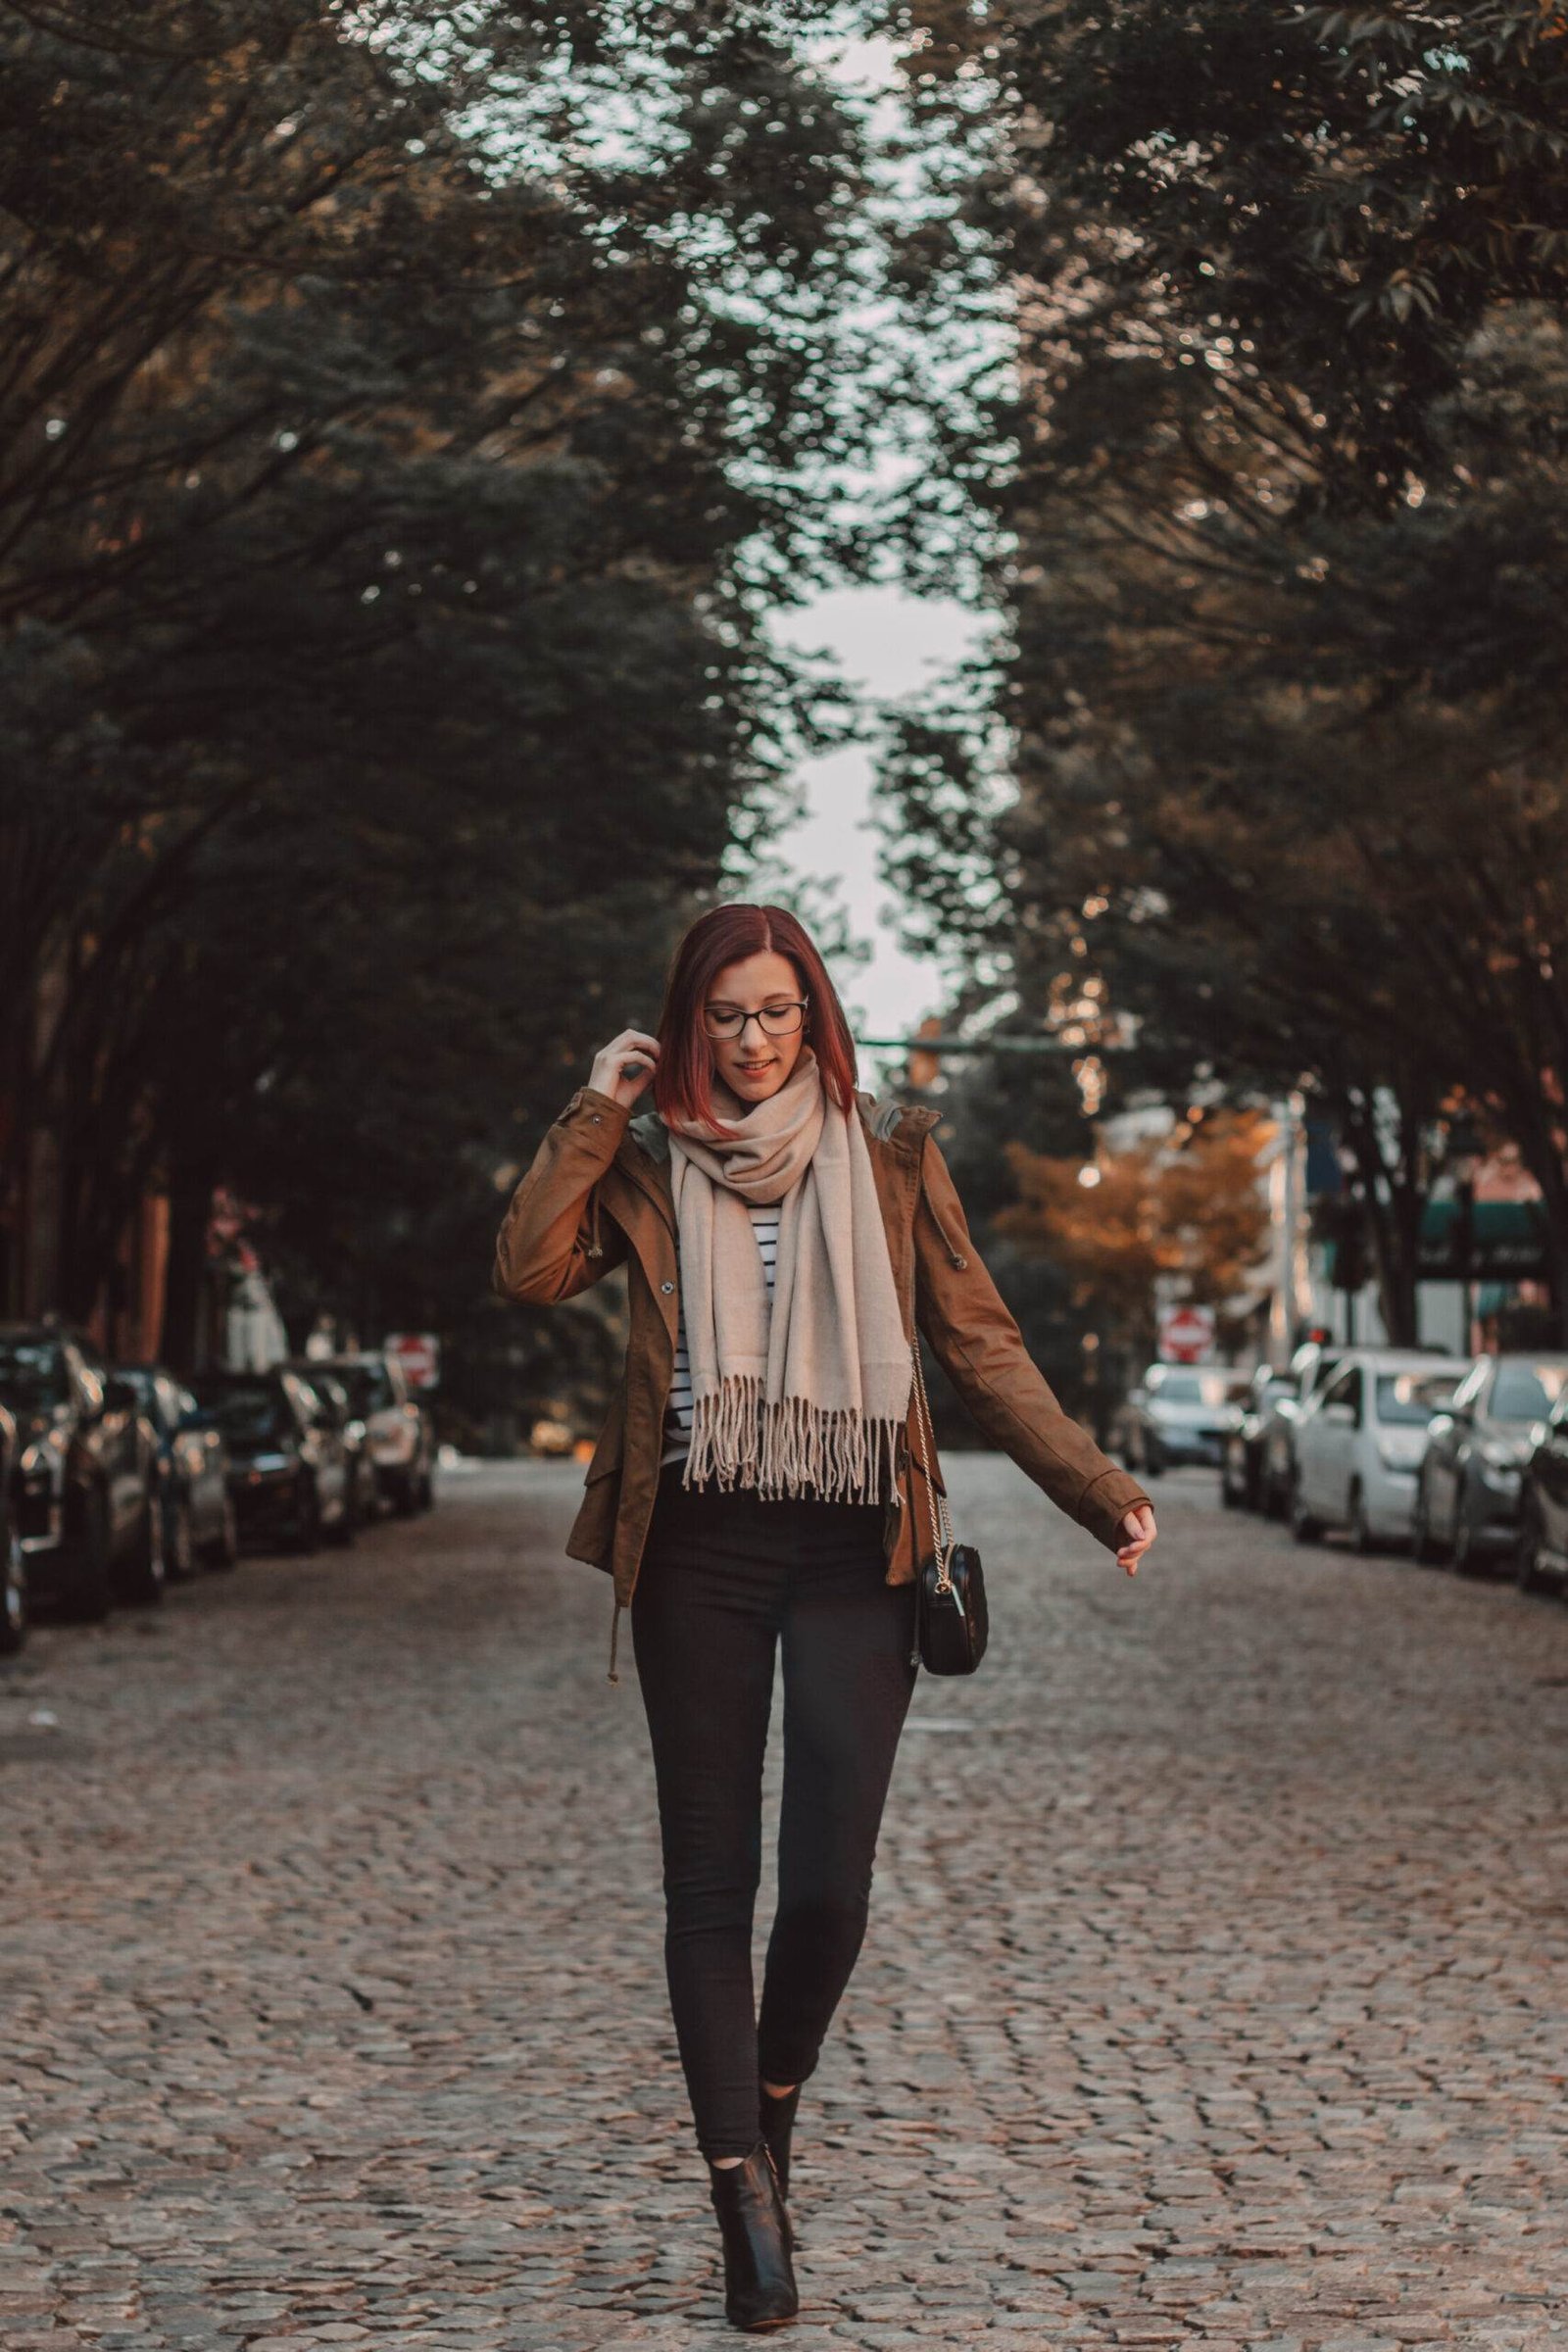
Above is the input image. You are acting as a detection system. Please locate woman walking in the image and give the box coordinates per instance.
[493,904,1157,2330]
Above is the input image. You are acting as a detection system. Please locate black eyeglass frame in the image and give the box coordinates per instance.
[701,996,810,1042]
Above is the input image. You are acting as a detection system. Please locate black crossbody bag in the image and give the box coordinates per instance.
[906,1336,989,1675]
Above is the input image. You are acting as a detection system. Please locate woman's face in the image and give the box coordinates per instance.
[704,950,808,1107]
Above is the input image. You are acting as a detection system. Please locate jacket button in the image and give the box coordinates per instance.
[661,1281,674,1294]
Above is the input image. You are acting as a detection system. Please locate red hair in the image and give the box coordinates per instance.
[653,904,860,1139]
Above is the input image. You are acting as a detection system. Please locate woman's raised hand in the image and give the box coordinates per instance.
[588,1028,661,1109]
[1116,1503,1157,1577]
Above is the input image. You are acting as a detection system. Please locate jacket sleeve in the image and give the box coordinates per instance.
[912,1132,1152,1554]
[493,1086,632,1305]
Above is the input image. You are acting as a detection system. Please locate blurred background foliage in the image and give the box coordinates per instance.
[877,0,1568,1349]
[0,0,893,1433]
[6,0,1568,1446]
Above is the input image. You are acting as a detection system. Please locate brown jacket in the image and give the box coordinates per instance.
[493,1082,1152,1684]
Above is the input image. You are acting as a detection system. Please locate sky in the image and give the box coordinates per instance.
[722,28,999,1091]
[760,585,980,1078]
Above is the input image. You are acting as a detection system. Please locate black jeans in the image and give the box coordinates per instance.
[630,1458,919,2161]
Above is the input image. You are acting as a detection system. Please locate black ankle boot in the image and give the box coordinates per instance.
[707,2139,799,2330]
[758,2082,802,2205]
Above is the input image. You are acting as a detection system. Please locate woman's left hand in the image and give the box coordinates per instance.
[1116,1503,1157,1576]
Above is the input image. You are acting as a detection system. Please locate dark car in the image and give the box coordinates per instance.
[1415,1352,1568,1574]
[118,1366,239,1577]
[312,1352,434,1516]
[0,1323,165,1619]
[193,1368,355,1553]
[278,1362,377,1533]
[1515,1383,1568,1596]
[1222,1365,1300,1510]
[0,1399,25,1654]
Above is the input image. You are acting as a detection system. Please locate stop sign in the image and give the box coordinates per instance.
[1157,1304,1215,1364]
[386,1332,440,1392]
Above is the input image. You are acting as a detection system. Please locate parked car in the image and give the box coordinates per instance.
[1258,1339,1344,1520]
[117,1365,239,1576]
[313,1352,434,1515]
[1517,1386,1568,1596]
[278,1362,377,1532]
[192,1368,355,1552]
[1414,1353,1568,1575]
[0,1323,165,1618]
[1116,1363,1252,1476]
[1291,1348,1469,1552]
[1222,1365,1300,1510]
[0,1399,25,1654]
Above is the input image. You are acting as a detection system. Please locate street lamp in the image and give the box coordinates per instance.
[1442,1112,1486,1351]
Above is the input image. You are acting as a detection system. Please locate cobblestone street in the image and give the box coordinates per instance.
[3,1454,1567,2351]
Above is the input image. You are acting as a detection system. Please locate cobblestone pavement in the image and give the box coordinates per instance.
[3,1454,1567,2352]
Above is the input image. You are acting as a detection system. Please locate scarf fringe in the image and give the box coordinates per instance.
[683,1377,904,1504]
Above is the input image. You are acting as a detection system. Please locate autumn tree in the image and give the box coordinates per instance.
[996,1109,1275,1357]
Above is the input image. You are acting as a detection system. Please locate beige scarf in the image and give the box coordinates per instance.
[664,1046,911,1501]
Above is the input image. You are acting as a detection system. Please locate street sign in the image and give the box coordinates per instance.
[1157,1304,1215,1364]
[386,1332,441,1391]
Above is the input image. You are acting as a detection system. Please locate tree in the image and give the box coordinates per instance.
[996,1109,1274,1357]
[0,1,877,1361]
[874,0,1568,1337]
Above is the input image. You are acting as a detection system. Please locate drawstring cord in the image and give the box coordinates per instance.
[607,1595,623,1685]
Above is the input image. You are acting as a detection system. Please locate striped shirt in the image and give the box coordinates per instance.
[661,1203,780,1467]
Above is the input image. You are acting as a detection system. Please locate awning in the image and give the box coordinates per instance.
[1417,1198,1554,1281]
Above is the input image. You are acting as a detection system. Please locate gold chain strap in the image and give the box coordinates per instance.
[908,1337,956,1595]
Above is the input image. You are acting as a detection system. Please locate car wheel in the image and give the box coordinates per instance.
[116,1494,167,1606]
[416,1468,435,1512]
[293,1477,321,1555]
[393,1472,419,1518]
[1411,1480,1442,1565]
[0,1528,27,1655]
[63,1486,114,1622]
[167,1497,197,1581]
[1451,1494,1489,1579]
[1348,1484,1379,1556]
[1515,1498,1549,1594]
[206,1493,240,1570]
[1290,1480,1322,1544]
[327,1489,357,1548]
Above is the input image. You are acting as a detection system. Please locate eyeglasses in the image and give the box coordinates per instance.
[702,998,809,1042]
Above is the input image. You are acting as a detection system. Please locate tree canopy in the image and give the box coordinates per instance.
[878,0,1568,1341]
[0,0,881,1366]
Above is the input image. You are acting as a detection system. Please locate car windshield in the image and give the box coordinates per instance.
[1376,1371,1461,1426]
[1492,1362,1568,1422]
[1154,1371,1245,1407]
[337,1363,396,1415]
[201,1385,290,1444]
[0,1339,70,1407]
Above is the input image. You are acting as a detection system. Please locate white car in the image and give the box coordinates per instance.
[1291,1348,1470,1552]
